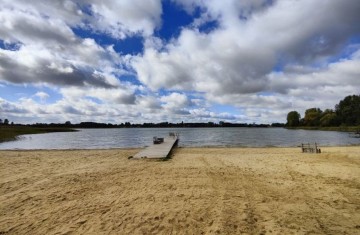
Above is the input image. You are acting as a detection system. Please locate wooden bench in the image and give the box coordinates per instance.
[301,143,321,153]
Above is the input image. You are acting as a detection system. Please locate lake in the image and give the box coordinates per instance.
[0,128,358,150]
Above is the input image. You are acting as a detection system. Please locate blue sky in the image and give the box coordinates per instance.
[1,0,360,124]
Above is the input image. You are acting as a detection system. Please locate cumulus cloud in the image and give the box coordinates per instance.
[136,96,162,110]
[84,0,162,38]
[1,0,360,124]
[0,0,159,89]
[0,98,28,114]
[0,95,134,124]
[0,0,164,123]
[34,91,50,102]
[0,3,123,88]
[268,49,360,112]
[1,0,163,39]
[160,92,191,115]
[0,48,119,88]
[60,86,137,105]
[189,108,239,122]
[173,0,274,28]
[133,0,360,102]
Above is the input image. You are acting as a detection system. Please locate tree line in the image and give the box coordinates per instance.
[0,119,13,125]
[1,119,285,129]
[286,95,360,127]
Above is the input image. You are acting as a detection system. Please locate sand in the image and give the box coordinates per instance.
[0,146,359,234]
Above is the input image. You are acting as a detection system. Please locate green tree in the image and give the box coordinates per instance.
[319,109,339,127]
[335,95,360,126]
[286,111,301,127]
[4,119,9,125]
[303,108,322,126]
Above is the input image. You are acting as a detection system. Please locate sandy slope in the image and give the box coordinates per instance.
[0,147,359,234]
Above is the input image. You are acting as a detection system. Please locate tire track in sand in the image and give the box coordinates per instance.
[200,156,246,234]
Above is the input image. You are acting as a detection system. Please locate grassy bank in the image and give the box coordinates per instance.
[0,126,77,143]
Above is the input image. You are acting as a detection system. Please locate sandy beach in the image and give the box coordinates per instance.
[0,146,359,234]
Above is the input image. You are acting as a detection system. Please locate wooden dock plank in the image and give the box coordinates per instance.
[134,136,178,159]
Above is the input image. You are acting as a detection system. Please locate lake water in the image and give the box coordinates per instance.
[0,128,358,150]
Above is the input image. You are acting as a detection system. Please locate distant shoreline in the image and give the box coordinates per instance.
[0,126,77,143]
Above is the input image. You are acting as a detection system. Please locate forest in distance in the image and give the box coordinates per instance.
[0,119,283,129]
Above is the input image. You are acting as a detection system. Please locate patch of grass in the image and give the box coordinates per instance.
[0,126,77,143]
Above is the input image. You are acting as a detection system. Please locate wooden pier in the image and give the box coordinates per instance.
[133,134,179,159]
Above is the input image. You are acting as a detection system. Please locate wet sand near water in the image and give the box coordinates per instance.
[0,146,359,234]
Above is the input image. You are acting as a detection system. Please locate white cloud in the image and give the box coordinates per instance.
[136,96,162,110]
[0,44,122,88]
[268,50,360,113]
[85,0,162,38]
[160,92,191,115]
[1,0,163,39]
[132,0,360,123]
[134,0,360,93]
[172,0,273,23]
[34,91,50,102]
[60,86,137,105]
[189,108,239,122]
[1,0,360,124]
[161,93,190,108]
[0,6,126,88]
[0,0,159,89]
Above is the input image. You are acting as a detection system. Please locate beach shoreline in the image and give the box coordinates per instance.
[0,142,359,151]
[1,146,359,234]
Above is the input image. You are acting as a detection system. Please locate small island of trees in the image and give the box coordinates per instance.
[286,95,360,128]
